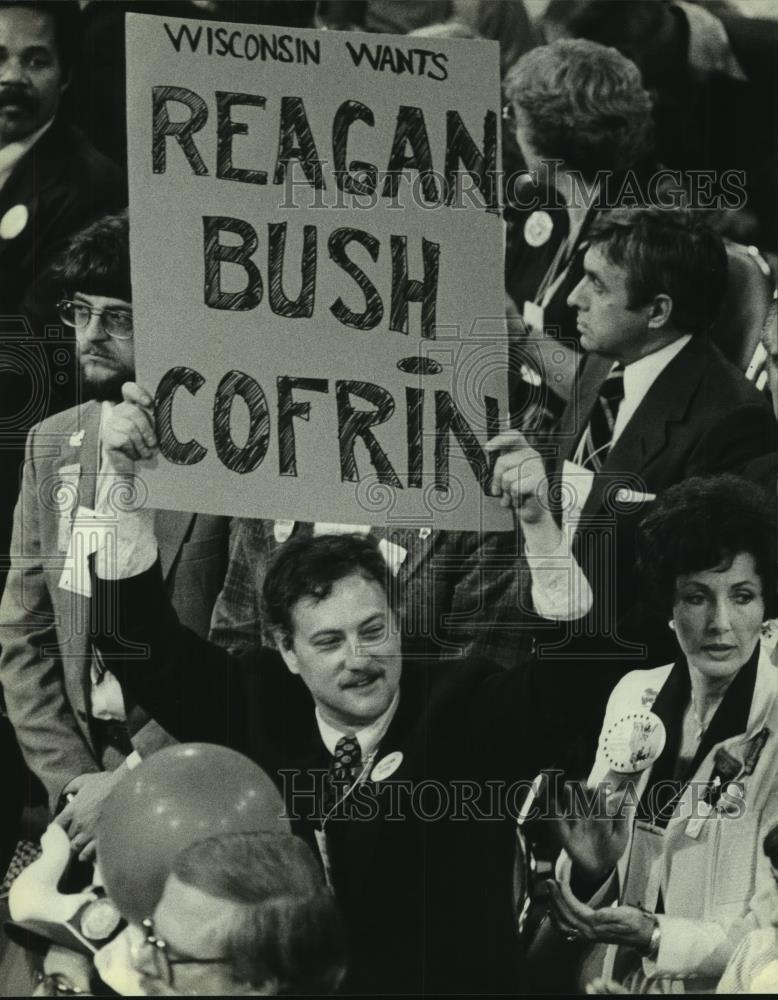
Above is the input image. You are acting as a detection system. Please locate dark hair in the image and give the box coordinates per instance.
[764,823,778,869]
[261,533,393,649]
[586,208,728,335]
[173,832,346,995]
[544,0,667,52]
[0,1,80,78]
[637,475,777,619]
[503,38,652,178]
[49,212,131,302]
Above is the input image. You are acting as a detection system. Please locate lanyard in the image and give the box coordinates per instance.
[532,205,596,306]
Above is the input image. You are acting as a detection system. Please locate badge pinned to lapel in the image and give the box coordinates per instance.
[523,210,553,248]
[0,204,28,240]
[371,752,403,783]
[599,711,665,774]
[69,430,86,448]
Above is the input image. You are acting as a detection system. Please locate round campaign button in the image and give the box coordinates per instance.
[371,752,403,782]
[523,210,553,248]
[0,204,28,240]
[599,712,666,774]
[80,897,122,942]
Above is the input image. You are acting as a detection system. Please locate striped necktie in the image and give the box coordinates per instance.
[573,365,625,472]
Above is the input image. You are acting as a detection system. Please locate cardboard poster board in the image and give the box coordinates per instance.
[127,14,511,530]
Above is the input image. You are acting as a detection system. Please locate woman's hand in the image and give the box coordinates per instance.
[547,879,655,952]
[554,782,631,881]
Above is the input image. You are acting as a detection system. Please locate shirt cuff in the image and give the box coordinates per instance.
[525,527,593,621]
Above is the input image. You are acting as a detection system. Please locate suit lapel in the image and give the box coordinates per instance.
[338,671,426,906]
[154,508,195,581]
[577,339,704,521]
[50,402,102,510]
[398,528,439,582]
[46,403,102,734]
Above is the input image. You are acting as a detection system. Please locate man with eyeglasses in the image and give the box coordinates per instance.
[0,0,123,596]
[0,212,229,864]
[115,832,346,996]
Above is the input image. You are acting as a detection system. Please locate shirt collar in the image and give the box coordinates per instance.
[316,690,400,760]
[0,115,55,191]
[622,334,692,402]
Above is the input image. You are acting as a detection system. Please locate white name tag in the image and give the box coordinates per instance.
[58,507,111,598]
[562,459,594,529]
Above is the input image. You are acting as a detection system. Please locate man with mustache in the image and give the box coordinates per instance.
[85,390,581,994]
[0,1,123,596]
[0,213,228,864]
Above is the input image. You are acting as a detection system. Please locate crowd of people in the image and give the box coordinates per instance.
[0,0,776,995]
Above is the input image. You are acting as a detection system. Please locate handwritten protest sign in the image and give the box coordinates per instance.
[127,14,511,530]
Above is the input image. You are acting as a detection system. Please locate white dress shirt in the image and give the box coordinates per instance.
[315,691,400,764]
[0,117,53,191]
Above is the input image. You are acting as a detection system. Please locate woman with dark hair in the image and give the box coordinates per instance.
[537,475,778,993]
[502,38,654,429]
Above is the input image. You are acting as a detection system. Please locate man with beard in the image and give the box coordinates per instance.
[0,214,228,862]
[0,0,123,597]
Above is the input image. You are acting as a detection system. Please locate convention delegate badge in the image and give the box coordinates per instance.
[0,203,28,240]
[371,752,403,782]
[523,210,554,248]
[599,712,666,774]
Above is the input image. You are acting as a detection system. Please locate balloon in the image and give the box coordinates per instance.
[96,743,288,924]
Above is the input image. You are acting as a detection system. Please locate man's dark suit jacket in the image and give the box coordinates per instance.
[92,562,547,995]
[0,118,123,320]
[531,335,777,773]
[0,117,124,598]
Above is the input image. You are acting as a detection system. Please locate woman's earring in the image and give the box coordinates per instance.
[668,620,676,632]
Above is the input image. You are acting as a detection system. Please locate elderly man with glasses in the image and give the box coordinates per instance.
[0,213,229,864]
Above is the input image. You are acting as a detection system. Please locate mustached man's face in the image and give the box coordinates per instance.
[74,293,135,402]
[0,6,66,145]
[279,573,403,732]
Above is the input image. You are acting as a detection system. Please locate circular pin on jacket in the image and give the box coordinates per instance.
[80,897,122,941]
[371,751,403,782]
[0,204,28,240]
[599,712,666,774]
[523,210,553,248]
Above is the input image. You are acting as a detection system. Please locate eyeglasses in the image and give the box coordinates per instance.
[57,299,134,340]
[137,917,230,987]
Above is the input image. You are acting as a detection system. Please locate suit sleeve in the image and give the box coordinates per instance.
[89,558,257,757]
[0,426,100,812]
